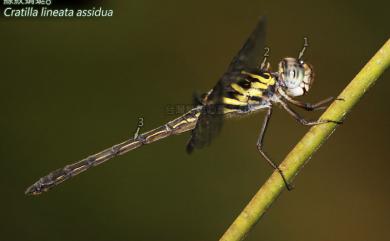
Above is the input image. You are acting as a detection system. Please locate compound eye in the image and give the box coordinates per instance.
[299,59,304,65]
[289,70,295,78]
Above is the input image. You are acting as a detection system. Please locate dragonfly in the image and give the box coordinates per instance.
[25,17,341,196]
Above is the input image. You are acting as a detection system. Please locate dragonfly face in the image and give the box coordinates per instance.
[278,57,314,97]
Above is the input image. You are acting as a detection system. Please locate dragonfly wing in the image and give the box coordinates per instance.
[227,16,267,72]
[186,17,267,153]
[186,80,225,153]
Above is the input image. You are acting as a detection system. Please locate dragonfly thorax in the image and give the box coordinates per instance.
[277,57,313,97]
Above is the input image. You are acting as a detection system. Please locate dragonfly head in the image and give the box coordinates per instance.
[278,57,314,97]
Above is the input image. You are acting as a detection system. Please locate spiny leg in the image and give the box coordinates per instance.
[256,107,293,191]
[280,100,342,125]
[285,96,335,111]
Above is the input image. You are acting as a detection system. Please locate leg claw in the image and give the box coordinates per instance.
[286,183,295,191]
[323,119,343,124]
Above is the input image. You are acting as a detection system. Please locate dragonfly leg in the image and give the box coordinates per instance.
[282,94,338,111]
[280,100,342,125]
[256,107,294,191]
[290,96,334,111]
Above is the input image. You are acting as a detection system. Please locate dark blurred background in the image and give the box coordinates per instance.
[1,0,389,241]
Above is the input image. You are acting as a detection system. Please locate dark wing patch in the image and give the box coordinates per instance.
[227,16,267,72]
[186,81,224,153]
[186,17,267,153]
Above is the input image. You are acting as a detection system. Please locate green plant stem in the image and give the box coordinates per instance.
[219,39,390,241]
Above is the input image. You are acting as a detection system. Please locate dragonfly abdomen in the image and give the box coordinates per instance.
[25,107,202,195]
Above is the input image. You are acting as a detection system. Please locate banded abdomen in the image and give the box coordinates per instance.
[25,107,202,195]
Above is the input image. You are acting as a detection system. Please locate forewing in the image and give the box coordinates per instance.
[186,17,266,153]
[227,16,267,71]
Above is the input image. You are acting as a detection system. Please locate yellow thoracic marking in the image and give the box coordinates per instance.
[248,100,259,104]
[242,71,276,85]
[251,82,268,90]
[231,82,263,100]
[223,107,236,114]
[231,83,246,95]
[247,88,263,97]
[223,97,247,106]
[235,94,248,102]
